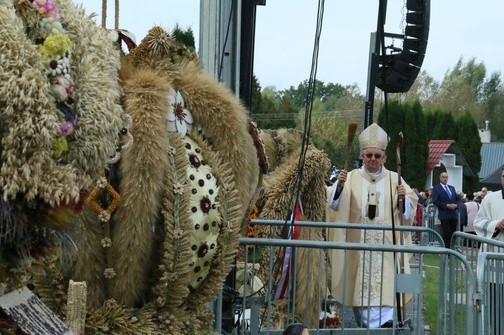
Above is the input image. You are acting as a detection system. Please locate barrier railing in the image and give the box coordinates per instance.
[476,252,504,335]
[251,219,444,247]
[451,232,504,335]
[422,204,465,248]
[423,204,442,246]
[451,232,504,275]
[214,220,473,335]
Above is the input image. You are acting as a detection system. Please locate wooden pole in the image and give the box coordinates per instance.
[337,123,358,188]
[395,131,407,325]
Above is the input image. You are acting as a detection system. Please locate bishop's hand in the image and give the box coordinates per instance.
[396,184,406,197]
[337,170,347,184]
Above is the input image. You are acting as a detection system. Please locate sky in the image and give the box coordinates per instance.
[78,1,504,93]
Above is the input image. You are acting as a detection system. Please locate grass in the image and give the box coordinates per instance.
[421,253,475,335]
[422,254,440,333]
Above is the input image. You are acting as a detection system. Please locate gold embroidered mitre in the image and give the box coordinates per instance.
[358,123,388,150]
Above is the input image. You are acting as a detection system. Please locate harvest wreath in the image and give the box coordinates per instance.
[0,0,123,207]
[1,4,262,333]
[0,0,123,327]
[23,26,260,334]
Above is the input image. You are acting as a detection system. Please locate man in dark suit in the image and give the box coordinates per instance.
[432,172,459,248]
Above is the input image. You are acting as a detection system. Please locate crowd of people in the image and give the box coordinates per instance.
[398,170,504,333]
[412,179,491,248]
[415,185,489,209]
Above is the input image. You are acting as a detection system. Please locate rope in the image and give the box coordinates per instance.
[285,0,325,230]
[101,0,107,28]
[101,0,120,29]
[114,0,119,29]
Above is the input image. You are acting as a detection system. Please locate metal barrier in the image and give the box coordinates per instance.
[214,220,473,335]
[451,233,504,335]
[423,204,464,248]
[423,204,442,246]
[250,219,444,248]
[450,232,504,275]
[476,252,504,335]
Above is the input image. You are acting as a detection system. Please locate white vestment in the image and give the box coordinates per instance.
[474,190,504,245]
[326,166,417,308]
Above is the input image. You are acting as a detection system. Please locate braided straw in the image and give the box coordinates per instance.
[66,280,87,334]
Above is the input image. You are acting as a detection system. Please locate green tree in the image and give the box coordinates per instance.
[320,82,348,102]
[308,111,350,168]
[454,111,482,193]
[283,80,319,108]
[430,109,457,140]
[403,100,429,189]
[429,57,488,121]
[486,90,504,141]
[325,84,365,124]
[250,74,262,115]
[305,84,364,166]
[251,57,494,192]
[172,24,196,49]
[377,100,428,189]
[398,70,440,104]
[283,79,347,110]
[254,93,278,129]
[277,95,298,129]
[482,72,502,99]
[483,74,504,141]
[251,85,295,130]
[377,99,405,171]
[398,57,502,126]
[424,109,441,141]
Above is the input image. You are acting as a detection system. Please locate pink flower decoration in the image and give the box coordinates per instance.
[33,0,60,20]
[57,120,75,137]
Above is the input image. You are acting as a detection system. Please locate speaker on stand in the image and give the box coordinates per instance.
[376,0,430,93]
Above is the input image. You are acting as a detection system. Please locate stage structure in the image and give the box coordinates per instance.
[364,0,430,128]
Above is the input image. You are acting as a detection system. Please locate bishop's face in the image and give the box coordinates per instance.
[362,148,386,173]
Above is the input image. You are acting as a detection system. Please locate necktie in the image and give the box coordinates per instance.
[444,185,451,197]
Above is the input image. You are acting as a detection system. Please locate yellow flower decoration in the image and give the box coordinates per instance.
[52,137,68,159]
[39,33,71,58]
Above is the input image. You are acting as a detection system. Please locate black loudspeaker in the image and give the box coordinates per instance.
[376,0,430,93]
